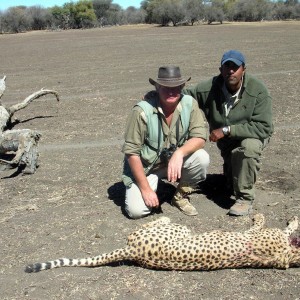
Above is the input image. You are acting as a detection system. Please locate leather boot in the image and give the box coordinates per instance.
[171,184,198,216]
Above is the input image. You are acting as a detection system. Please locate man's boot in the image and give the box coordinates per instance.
[171,183,198,216]
[228,199,253,216]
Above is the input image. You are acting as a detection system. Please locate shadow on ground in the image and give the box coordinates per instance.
[197,174,235,210]
[107,173,235,216]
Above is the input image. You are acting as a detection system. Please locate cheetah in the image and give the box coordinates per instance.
[25,214,300,273]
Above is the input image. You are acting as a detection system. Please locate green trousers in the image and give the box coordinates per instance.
[217,138,268,202]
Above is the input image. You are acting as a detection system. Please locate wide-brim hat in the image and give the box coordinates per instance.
[149,66,191,87]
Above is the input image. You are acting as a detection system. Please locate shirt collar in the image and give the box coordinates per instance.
[222,77,243,101]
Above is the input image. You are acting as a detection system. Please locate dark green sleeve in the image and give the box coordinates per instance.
[230,89,273,139]
[183,78,214,110]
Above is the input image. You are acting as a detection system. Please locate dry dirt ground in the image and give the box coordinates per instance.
[0,21,300,300]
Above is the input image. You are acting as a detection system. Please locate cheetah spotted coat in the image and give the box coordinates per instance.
[25,214,300,273]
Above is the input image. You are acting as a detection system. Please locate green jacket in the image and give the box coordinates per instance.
[184,73,273,140]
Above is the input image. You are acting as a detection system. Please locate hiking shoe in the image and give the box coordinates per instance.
[171,184,198,216]
[171,183,199,216]
[171,196,198,216]
[229,200,253,216]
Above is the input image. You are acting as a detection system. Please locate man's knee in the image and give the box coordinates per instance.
[125,200,151,219]
[198,149,210,166]
[234,138,263,158]
[188,149,210,167]
[181,149,209,183]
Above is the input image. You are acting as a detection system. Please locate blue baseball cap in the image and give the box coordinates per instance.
[221,50,246,66]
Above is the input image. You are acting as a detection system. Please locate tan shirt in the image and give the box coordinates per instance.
[122,97,208,157]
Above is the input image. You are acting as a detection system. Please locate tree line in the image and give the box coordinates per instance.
[0,0,299,33]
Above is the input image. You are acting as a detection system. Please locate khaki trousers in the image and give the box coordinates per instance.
[125,149,210,219]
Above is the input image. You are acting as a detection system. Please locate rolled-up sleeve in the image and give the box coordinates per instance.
[122,107,147,156]
[188,99,208,141]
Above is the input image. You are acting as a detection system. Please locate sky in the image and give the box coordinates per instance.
[0,0,142,11]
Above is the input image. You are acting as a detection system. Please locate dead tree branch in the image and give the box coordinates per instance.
[8,88,59,115]
[0,76,6,99]
[0,75,60,175]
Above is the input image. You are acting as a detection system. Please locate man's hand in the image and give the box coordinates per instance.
[140,188,159,208]
[167,148,184,183]
[209,128,225,142]
[167,137,205,182]
[126,154,159,208]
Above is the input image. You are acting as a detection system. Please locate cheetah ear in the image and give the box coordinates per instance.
[284,216,299,236]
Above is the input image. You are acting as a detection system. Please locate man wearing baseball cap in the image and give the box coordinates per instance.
[184,50,273,216]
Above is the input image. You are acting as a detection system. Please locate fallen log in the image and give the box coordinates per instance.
[0,76,60,175]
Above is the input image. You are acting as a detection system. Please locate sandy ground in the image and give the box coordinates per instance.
[0,21,300,299]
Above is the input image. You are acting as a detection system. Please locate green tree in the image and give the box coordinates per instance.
[182,0,204,25]
[74,0,97,28]
[54,1,96,29]
[202,0,225,24]
[106,3,122,25]
[123,6,146,24]
[285,0,299,5]
[223,0,238,21]
[272,0,300,19]
[233,0,271,21]
[141,0,163,24]
[92,0,112,26]
[25,6,51,30]
[167,0,185,26]
[147,0,185,26]
[51,5,71,29]
[141,0,159,23]
[152,0,171,26]
[2,6,30,33]
[0,12,3,33]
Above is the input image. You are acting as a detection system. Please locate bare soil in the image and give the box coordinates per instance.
[1,22,300,300]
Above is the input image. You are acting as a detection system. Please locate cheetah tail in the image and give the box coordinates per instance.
[25,247,132,273]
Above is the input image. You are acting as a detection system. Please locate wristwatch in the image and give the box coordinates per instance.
[222,126,230,136]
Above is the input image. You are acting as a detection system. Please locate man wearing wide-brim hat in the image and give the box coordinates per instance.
[122,66,209,219]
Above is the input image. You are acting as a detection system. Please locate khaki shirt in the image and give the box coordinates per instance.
[122,96,208,159]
